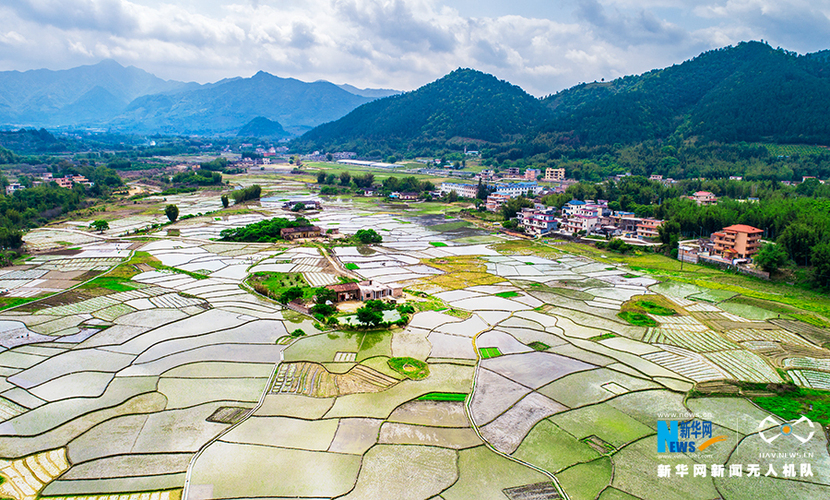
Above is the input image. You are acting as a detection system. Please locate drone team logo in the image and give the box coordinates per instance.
[657,419,728,453]
[758,415,815,445]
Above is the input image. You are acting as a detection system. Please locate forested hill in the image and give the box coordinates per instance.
[296,42,830,155]
[294,68,548,152]
[535,41,830,146]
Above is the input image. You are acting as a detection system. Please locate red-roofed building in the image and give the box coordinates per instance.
[711,224,763,259]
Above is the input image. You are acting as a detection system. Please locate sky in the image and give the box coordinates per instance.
[0,0,828,96]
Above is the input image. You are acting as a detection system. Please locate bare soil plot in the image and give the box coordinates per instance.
[550,402,655,450]
[537,368,659,409]
[470,368,531,425]
[255,394,334,419]
[339,444,458,500]
[60,453,192,479]
[42,474,186,496]
[477,330,534,355]
[129,403,233,453]
[479,392,568,454]
[327,417,383,454]
[513,419,600,474]
[481,351,594,390]
[189,441,361,499]
[441,445,550,500]
[388,400,470,427]
[379,422,481,449]
[427,331,476,359]
[557,457,612,500]
[220,416,339,451]
[157,377,266,409]
[611,437,718,500]
[324,363,474,419]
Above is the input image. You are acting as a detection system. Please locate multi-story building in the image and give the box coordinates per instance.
[506,167,520,177]
[560,199,586,217]
[517,205,558,236]
[524,168,540,180]
[711,225,763,259]
[544,168,565,181]
[636,218,664,239]
[494,182,541,198]
[688,191,718,206]
[560,215,599,234]
[439,182,478,198]
[485,193,511,212]
[5,183,23,195]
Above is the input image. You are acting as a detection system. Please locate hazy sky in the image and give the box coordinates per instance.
[1,0,828,95]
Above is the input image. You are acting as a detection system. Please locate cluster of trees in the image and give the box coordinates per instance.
[231,184,261,204]
[316,170,376,189]
[354,229,382,244]
[171,170,222,186]
[0,184,88,248]
[381,176,434,194]
[220,216,310,242]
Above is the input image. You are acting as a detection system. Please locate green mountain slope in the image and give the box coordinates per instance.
[296,68,548,153]
[237,117,289,138]
[536,41,830,146]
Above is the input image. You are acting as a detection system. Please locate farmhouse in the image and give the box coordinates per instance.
[280,226,322,240]
[326,280,403,303]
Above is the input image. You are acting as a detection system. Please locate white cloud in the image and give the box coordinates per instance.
[0,0,827,96]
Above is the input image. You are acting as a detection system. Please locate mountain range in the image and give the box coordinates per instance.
[1,41,828,149]
[297,41,830,154]
[0,60,399,136]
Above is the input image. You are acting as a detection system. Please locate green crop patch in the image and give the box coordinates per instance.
[429,241,448,247]
[494,291,520,298]
[387,357,429,380]
[637,301,676,316]
[345,263,359,270]
[617,311,657,327]
[479,347,503,359]
[417,392,467,401]
[528,341,550,351]
[588,333,617,342]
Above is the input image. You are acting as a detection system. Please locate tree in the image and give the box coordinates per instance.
[658,220,680,255]
[279,286,304,304]
[314,287,336,304]
[778,223,818,266]
[476,179,490,200]
[317,171,326,184]
[326,153,333,162]
[356,305,383,327]
[753,243,788,272]
[221,195,229,208]
[386,155,397,164]
[812,242,830,288]
[500,197,533,220]
[355,229,382,244]
[291,202,306,212]
[89,220,109,233]
[447,190,459,202]
[340,172,351,186]
[165,204,179,222]
[0,227,23,249]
